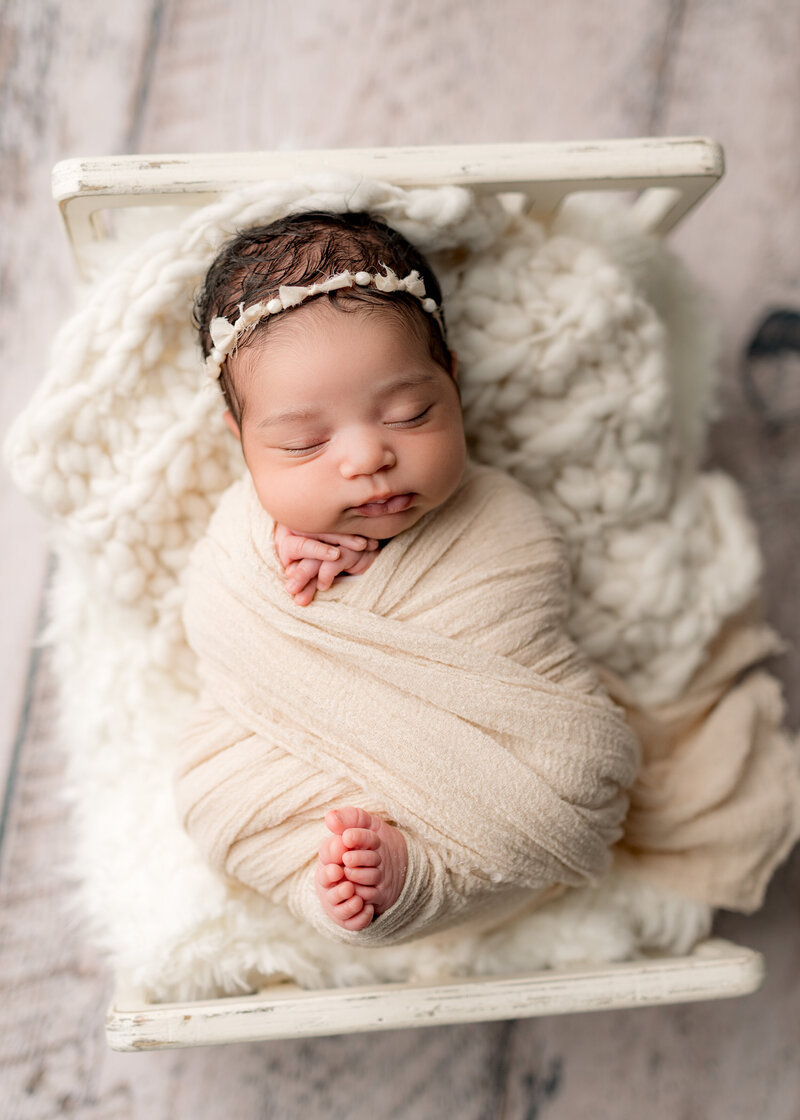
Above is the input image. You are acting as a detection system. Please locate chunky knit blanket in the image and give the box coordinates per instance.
[177,462,639,946]
[5,174,799,999]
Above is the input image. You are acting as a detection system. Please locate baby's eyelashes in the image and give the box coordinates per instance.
[386,405,432,428]
[282,443,327,456]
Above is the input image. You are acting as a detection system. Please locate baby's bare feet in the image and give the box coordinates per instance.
[314,807,408,932]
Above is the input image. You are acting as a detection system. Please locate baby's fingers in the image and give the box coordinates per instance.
[290,577,318,607]
[317,544,378,589]
[344,551,378,577]
[312,532,379,552]
[285,558,321,593]
[273,524,340,567]
[284,538,340,564]
[316,557,348,592]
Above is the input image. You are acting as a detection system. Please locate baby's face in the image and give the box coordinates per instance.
[227,300,467,538]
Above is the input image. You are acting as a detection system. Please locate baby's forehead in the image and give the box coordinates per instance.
[231,301,449,424]
[235,297,432,374]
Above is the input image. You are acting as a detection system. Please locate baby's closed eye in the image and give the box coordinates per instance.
[280,438,328,456]
[386,405,432,428]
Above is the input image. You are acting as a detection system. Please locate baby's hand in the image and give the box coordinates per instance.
[273,524,379,606]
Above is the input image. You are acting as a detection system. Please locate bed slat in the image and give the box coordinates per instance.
[106,939,762,1051]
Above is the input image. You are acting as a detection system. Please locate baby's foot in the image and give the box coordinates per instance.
[315,807,408,932]
[315,829,374,932]
[332,808,408,914]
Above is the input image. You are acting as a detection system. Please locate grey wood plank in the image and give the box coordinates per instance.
[135,0,676,151]
[0,0,160,811]
[494,856,800,1120]
[0,660,108,1120]
[663,0,800,724]
[3,0,799,1117]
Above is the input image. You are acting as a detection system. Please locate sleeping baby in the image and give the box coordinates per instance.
[175,210,639,946]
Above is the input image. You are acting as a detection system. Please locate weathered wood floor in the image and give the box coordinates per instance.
[2,2,798,1116]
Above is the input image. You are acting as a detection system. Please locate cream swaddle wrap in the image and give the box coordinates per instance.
[177,461,640,946]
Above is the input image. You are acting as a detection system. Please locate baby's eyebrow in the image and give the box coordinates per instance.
[255,406,323,430]
[375,372,438,396]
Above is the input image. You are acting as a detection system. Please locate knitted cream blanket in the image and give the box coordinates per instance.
[177,462,639,946]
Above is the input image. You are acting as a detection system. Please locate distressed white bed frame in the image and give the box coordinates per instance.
[52,137,764,1052]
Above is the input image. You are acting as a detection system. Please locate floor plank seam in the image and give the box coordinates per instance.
[0,558,50,868]
[647,0,688,134]
[125,0,167,153]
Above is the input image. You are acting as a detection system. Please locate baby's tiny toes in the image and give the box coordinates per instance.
[342,826,379,850]
[353,884,381,904]
[319,834,347,864]
[342,849,380,868]
[340,903,375,931]
[315,861,344,888]
[344,865,381,886]
[326,880,356,904]
[333,894,366,920]
[327,807,374,834]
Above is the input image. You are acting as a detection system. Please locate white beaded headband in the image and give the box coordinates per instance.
[205,267,444,381]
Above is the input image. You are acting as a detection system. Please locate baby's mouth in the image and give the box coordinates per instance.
[350,493,414,517]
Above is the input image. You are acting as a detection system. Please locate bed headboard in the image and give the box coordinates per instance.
[52,137,724,279]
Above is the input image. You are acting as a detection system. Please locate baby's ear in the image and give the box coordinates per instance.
[222,409,241,440]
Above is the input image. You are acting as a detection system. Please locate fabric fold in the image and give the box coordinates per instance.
[606,610,800,912]
[176,461,640,945]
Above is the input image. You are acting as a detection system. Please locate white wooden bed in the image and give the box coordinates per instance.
[50,137,765,1052]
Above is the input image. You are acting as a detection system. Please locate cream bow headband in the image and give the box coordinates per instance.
[205,267,443,380]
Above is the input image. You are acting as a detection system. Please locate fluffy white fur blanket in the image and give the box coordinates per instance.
[6,176,798,999]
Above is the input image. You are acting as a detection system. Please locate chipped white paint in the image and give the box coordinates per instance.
[106,940,764,1051]
[52,137,724,278]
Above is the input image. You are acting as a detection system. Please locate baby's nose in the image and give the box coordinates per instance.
[338,429,396,478]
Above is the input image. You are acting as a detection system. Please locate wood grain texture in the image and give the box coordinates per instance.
[104,941,764,1050]
[2,0,799,1115]
[52,138,724,280]
[0,0,158,799]
[134,0,677,151]
[661,0,800,725]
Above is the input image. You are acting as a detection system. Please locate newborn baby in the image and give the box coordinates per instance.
[177,210,638,945]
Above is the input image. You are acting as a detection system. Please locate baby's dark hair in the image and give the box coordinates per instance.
[194,210,451,423]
